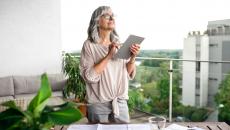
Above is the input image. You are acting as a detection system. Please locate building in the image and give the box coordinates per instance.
[182,19,230,107]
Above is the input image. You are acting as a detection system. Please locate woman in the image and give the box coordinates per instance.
[80,6,140,123]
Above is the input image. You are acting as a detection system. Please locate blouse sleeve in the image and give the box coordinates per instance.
[80,41,100,83]
[125,59,136,80]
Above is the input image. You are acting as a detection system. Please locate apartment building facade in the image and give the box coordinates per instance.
[182,19,230,107]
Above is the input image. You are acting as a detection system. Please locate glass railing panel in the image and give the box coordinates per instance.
[68,54,230,123]
[129,58,230,123]
[128,59,170,117]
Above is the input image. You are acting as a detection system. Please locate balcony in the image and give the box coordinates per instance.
[1,1,230,129]
[66,55,230,125]
[62,55,229,129]
[1,53,230,129]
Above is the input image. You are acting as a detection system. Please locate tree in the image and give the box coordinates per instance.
[150,62,181,115]
[132,50,182,115]
[215,73,230,125]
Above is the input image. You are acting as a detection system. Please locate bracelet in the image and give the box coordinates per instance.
[129,59,135,64]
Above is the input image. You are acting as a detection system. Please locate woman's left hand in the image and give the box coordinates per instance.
[130,44,140,57]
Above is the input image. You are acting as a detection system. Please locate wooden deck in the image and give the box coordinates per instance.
[170,122,230,130]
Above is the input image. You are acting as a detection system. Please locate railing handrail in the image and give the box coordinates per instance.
[70,55,230,63]
[135,56,230,63]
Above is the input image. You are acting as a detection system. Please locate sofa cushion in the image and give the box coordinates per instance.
[0,76,14,96]
[14,93,37,99]
[13,74,66,95]
[15,91,63,99]
[13,75,41,95]
[14,94,64,109]
[48,74,66,91]
[0,96,14,101]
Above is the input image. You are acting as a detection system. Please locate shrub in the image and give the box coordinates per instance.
[218,104,230,125]
[128,89,144,112]
[183,106,196,119]
[173,105,184,117]
[190,108,208,122]
[215,72,230,125]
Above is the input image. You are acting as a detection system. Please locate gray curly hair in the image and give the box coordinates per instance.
[87,6,119,43]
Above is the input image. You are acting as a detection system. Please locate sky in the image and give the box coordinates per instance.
[61,0,230,52]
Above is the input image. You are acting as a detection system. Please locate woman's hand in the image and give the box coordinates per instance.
[126,43,140,75]
[130,44,140,57]
[107,42,120,59]
[94,42,120,75]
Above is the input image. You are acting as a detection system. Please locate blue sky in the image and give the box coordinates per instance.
[61,0,230,52]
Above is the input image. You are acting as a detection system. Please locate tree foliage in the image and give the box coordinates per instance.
[129,50,210,121]
[215,73,230,124]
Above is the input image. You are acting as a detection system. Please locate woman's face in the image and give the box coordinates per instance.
[98,9,115,31]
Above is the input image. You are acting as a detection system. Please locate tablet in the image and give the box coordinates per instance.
[114,35,144,59]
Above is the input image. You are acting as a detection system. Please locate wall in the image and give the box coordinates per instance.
[0,0,61,76]
[182,36,196,106]
[222,40,230,75]
[200,35,209,107]
[207,36,230,107]
[208,36,223,107]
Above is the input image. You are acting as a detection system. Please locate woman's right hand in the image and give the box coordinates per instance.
[107,43,119,59]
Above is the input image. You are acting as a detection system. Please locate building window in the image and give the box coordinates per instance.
[224,25,230,35]
[209,43,218,47]
[196,51,200,59]
[209,77,218,81]
[211,29,217,35]
[196,78,200,89]
[217,26,223,35]
[196,61,200,71]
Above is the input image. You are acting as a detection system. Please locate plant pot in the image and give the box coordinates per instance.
[72,98,87,117]
[78,104,87,117]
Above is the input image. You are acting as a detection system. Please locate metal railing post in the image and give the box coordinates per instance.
[169,60,173,122]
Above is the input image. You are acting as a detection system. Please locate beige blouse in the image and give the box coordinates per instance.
[79,40,136,116]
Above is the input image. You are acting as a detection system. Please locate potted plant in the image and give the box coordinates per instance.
[0,73,82,130]
[62,53,87,116]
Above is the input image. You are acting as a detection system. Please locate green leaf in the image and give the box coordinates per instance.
[1,100,18,109]
[0,108,25,129]
[28,73,52,117]
[62,53,86,102]
[47,103,82,125]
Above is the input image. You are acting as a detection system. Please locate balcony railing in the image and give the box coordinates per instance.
[134,57,230,122]
[72,55,230,123]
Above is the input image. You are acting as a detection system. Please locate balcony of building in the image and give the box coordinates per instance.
[62,55,230,130]
[1,0,230,129]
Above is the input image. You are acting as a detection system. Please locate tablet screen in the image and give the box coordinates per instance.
[114,35,144,59]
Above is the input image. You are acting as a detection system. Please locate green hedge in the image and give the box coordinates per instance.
[218,108,230,125]
[190,108,208,122]
[173,105,209,122]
